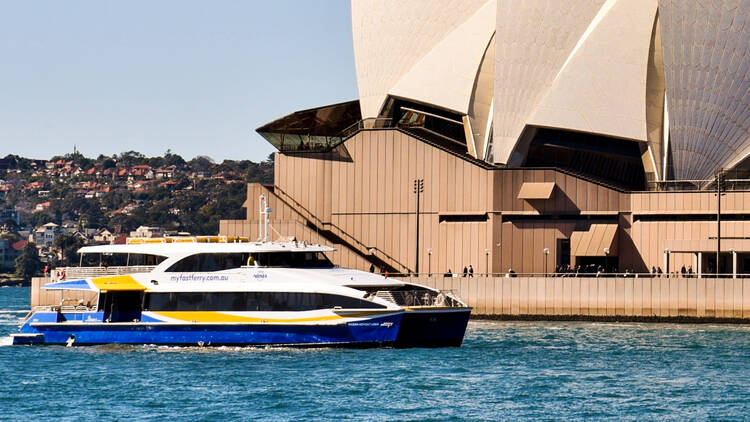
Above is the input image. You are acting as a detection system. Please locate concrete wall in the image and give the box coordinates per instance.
[224,129,750,277]
[410,275,750,319]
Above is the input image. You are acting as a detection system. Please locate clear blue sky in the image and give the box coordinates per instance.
[0,1,357,163]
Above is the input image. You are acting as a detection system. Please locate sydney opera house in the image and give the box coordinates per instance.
[221,0,750,278]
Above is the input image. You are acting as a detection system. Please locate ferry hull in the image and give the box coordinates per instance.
[394,308,471,348]
[14,313,403,347]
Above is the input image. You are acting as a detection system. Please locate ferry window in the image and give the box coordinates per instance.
[144,292,385,311]
[80,253,166,267]
[165,252,332,271]
[253,252,333,268]
[166,253,251,272]
[129,254,168,266]
[167,255,200,272]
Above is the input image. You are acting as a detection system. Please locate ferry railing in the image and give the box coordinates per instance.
[53,265,157,281]
[390,272,745,279]
[375,289,464,308]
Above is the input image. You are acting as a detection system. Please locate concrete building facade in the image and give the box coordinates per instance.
[221,1,750,280]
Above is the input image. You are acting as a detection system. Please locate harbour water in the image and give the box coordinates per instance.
[2,286,749,421]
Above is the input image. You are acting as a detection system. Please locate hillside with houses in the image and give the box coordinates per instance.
[0,150,272,282]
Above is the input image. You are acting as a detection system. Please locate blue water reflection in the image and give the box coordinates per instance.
[2,287,748,420]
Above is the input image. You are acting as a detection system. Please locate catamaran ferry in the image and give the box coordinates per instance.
[12,237,471,347]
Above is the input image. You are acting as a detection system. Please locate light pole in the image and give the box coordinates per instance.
[427,248,432,277]
[413,178,424,274]
[485,248,490,276]
[543,247,550,275]
[664,248,670,276]
[603,247,610,274]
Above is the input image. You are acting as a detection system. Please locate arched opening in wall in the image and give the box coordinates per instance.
[380,96,468,154]
[524,128,646,190]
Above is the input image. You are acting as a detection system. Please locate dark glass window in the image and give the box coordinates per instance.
[81,253,167,267]
[166,253,252,272]
[165,252,333,272]
[253,252,333,268]
[144,292,385,311]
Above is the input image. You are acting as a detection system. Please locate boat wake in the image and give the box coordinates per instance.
[0,309,27,325]
[0,336,13,347]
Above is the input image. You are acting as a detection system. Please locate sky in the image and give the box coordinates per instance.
[0,1,358,163]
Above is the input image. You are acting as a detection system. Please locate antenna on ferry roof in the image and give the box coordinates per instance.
[258,194,272,242]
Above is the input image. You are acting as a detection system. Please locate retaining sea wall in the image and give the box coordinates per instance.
[406,275,750,321]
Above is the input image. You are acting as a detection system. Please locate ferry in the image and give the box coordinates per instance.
[12,238,471,347]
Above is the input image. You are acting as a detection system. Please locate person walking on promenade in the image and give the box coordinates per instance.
[468,265,474,277]
[462,266,468,277]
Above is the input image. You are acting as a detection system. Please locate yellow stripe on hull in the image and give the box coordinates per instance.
[150,310,390,324]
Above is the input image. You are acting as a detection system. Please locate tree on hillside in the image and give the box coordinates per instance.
[245,160,274,184]
[101,158,116,169]
[118,151,146,166]
[189,155,214,172]
[64,151,93,168]
[163,149,186,168]
[2,154,34,171]
[54,233,85,266]
[27,211,54,229]
[14,243,43,281]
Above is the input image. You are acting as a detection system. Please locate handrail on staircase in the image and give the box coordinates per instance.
[268,184,410,273]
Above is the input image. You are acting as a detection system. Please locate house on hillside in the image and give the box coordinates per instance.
[94,229,116,244]
[130,165,154,179]
[155,165,176,180]
[129,226,164,238]
[110,203,139,216]
[159,179,178,189]
[23,181,45,191]
[35,201,51,212]
[32,222,60,248]
[0,238,21,270]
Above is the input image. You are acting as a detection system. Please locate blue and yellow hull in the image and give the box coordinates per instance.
[13,311,403,346]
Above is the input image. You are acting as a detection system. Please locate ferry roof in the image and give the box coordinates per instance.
[77,241,335,256]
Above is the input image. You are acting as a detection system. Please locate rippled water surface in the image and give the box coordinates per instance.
[2,286,750,420]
